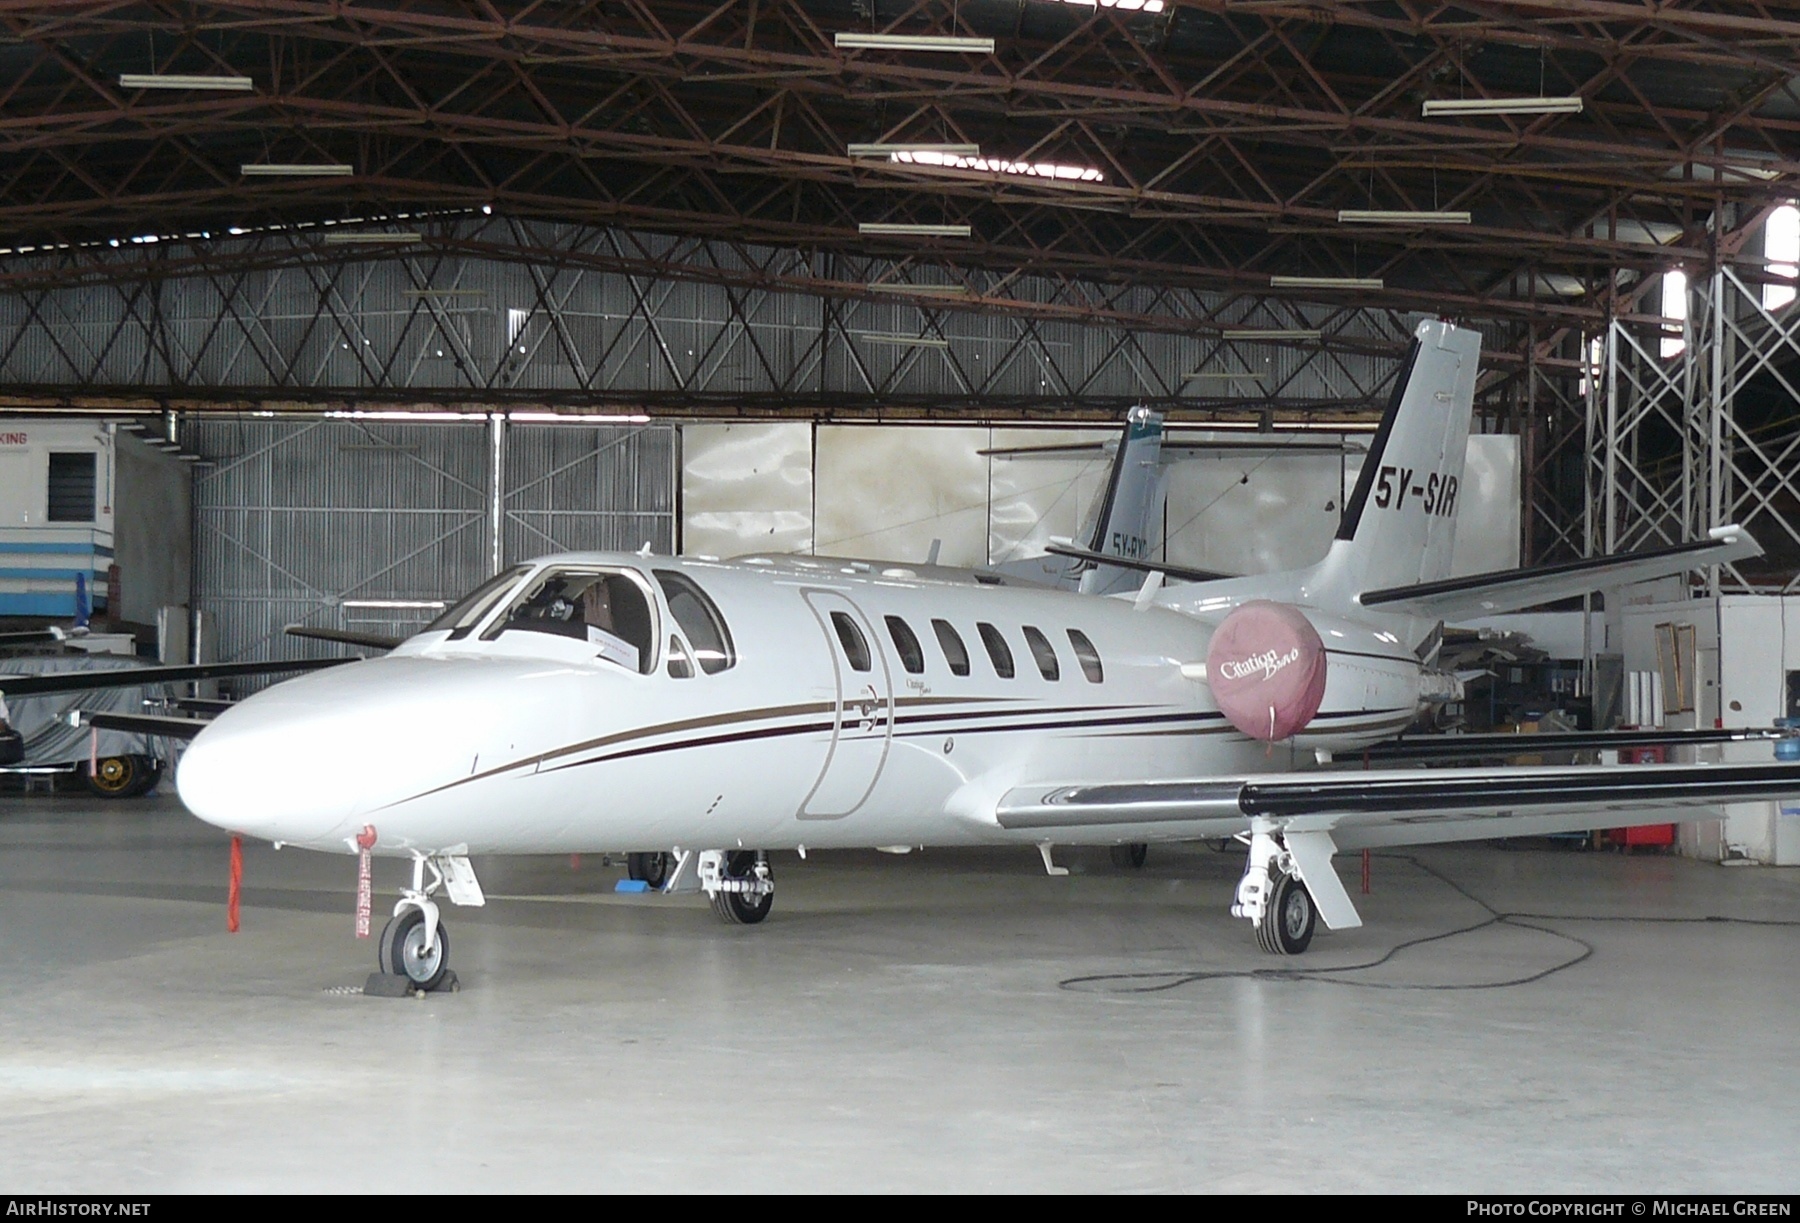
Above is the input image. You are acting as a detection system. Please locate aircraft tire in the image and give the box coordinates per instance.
[1110,843,1148,869]
[627,852,671,889]
[126,757,163,797]
[710,850,772,925]
[378,908,451,991]
[83,754,145,799]
[1255,871,1315,956]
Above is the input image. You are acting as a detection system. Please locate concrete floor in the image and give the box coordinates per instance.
[1,791,1796,1194]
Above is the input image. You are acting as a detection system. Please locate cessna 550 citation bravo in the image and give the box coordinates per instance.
[169,320,1800,989]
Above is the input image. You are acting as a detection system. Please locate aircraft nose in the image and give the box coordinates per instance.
[176,656,496,848]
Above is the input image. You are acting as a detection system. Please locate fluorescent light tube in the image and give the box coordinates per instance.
[856,333,952,349]
[322,232,422,244]
[835,33,995,52]
[859,223,972,237]
[507,412,652,424]
[1269,275,1385,290]
[1337,210,1470,225]
[848,143,980,157]
[119,74,253,91]
[1422,96,1583,116]
[241,163,354,177]
[1220,329,1321,341]
[867,283,970,297]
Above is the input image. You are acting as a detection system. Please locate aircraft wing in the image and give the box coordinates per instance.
[995,759,1800,851]
[0,657,346,697]
[1357,527,1761,619]
[79,711,212,741]
[1352,725,1790,763]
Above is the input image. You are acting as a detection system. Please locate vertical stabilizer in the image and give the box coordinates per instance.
[1076,406,1167,595]
[1318,320,1480,599]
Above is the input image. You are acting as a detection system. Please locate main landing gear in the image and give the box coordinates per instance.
[697,849,773,925]
[1231,829,1317,956]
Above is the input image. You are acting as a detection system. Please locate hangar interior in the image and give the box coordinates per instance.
[2,0,1799,1194]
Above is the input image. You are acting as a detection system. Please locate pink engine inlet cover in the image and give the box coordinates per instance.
[1204,600,1328,741]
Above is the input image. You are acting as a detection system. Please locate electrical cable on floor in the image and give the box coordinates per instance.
[1059,851,1800,996]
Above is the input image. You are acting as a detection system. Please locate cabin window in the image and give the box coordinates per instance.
[1022,626,1060,681]
[977,622,1015,679]
[932,619,971,677]
[831,611,872,672]
[428,565,531,640]
[666,636,695,679]
[655,571,736,674]
[885,616,925,674]
[1068,629,1104,683]
[488,568,656,673]
[47,452,96,522]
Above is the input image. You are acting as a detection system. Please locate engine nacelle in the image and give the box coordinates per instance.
[1204,600,1329,741]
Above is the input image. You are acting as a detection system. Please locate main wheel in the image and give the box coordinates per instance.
[377,908,452,991]
[126,758,163,797]
[627,851,671,889]
[1110,843,1148,869]
[711,850,772,925]
[1255,870,1315,956]
[83,754,144,799]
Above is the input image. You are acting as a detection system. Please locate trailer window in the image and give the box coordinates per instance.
[655,571,736,675]
[47,452,96,522]
[886,616,925,674]
[1022,626,1060,681]
[977,623,1015,680]
[932,619,970,677]
[1068,629,1104,683]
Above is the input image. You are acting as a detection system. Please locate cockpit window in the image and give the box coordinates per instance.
[484,567,655,673]
[654,571,735,675]
[426,566,531,640]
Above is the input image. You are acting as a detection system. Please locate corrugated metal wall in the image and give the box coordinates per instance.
[0,219,1419,409]
[191,417,677,672]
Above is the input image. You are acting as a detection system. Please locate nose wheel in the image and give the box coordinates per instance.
[378,908,452,991]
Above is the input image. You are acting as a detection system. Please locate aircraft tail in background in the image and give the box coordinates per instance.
[985,405,1168,593]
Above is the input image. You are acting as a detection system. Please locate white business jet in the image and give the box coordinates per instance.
[172,319,1800,990]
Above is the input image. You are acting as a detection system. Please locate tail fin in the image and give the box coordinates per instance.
[1076,406,1166,595]
[985,405,1169,591]
[1320,319,1480,598]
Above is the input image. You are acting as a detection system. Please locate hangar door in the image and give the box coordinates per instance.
[191,417,677,679]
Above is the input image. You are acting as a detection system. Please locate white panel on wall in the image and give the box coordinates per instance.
[985,426,1115,568]
[1163,439,1348,576]
[815,425,988,568]
[1450,435,1521,577]
[679,423,1522,578]
[680,423,812,558]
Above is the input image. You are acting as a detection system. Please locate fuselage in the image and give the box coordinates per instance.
[176,551,1430,858]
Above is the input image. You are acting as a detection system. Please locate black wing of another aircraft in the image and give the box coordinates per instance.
[0,657,347,698]
[1352,726,1790,763]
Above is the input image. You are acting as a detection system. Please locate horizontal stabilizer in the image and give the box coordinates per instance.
[1359,527,1762,619]
[982,437,1361,460]
[1043,542,1234,584]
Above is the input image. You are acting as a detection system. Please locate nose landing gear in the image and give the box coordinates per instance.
[366,851,481,995]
